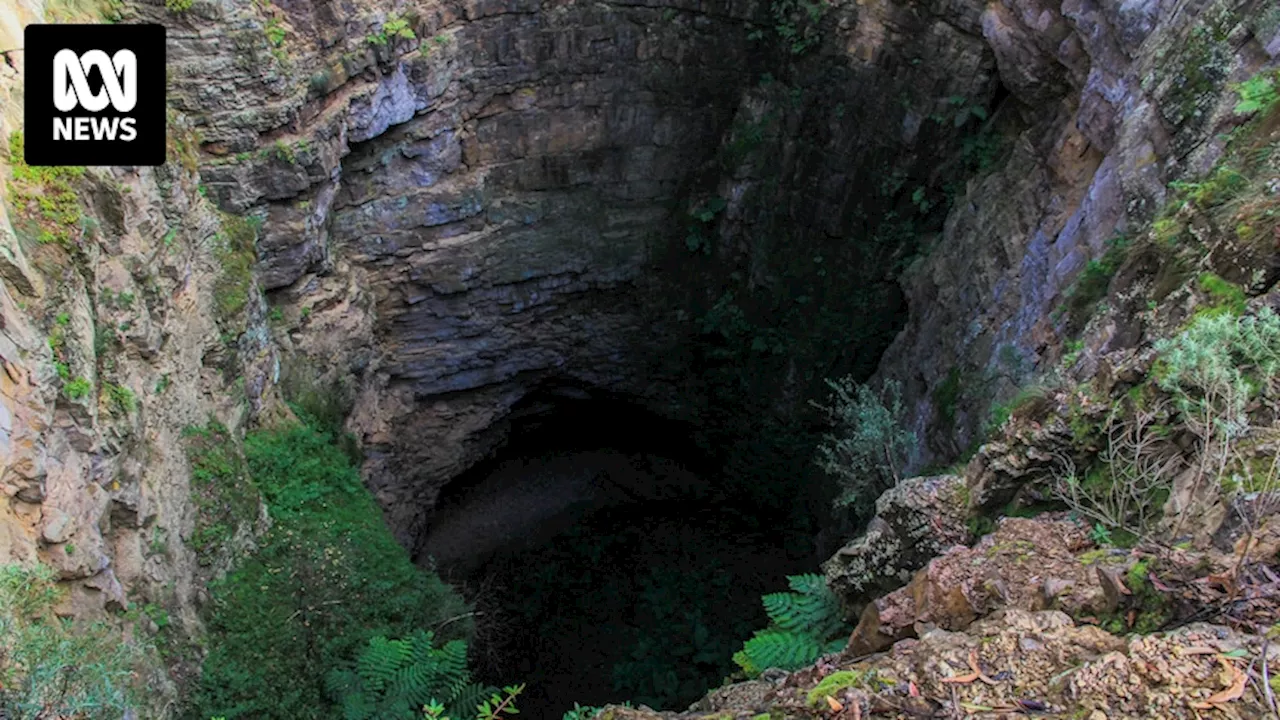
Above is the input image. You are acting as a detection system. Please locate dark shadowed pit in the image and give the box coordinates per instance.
[417,388,817,717]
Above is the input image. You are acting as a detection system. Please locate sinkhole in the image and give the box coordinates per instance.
[416,385,818,717]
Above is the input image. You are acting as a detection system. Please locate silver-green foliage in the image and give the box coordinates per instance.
[733,574,849,677]
[1154,307,1280,443]
[0,564,141,719]
[812,378,917,510]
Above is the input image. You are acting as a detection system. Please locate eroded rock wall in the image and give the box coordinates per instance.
[1,65,279,694]
[160,0,1015,547]
[874,0,1280,471]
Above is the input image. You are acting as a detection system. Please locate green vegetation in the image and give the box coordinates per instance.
[1195,272,1247,317]
[213,213,260,323]
[684,196,726,255]
[811,378,916,515]
[103,382,137,413]
[1096,559,1173,635]
[1061,236,1129,330]
[1057,308,1280,541]
[763,0,826,55]
[733,575,849,678]
[190,420,473,720]
[326,632,517,719]
[182,422,260,564]
[269,139,297,164]
[367,13,416,47]
[1155,307,1280,441]
[264,16,286,47]
[165,0,193,11]
[562,703,601,720]
[1234,69,1280,115]
[0,564,148,718]
[932,366,962,430]
[5,132,86,246]
[64,376,92,401]
[804,669,890,708]
[423,685,524,720]
[610,565,743,707]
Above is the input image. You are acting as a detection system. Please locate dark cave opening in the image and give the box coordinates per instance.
[417,385,817,718]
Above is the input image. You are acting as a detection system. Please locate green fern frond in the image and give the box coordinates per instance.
[448,681,497,718]
[735,630,821,675]
[339,631,479,720]
[356,635,412,694]
[761,576,844,641]
[785,573,826,595]
[736,574,851,678]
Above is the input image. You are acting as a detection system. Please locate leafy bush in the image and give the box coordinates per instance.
[0,564,145,718]
[325,631,497,720]
[562,703,601,720]
[811,378,916,513]
[733,574,849,677]
[64,376,92,400]
[190,421,472,720]
[1234,70,1280,115]
[1155,307,1280,442]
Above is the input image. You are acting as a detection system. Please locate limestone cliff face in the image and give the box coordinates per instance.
[158,0,1013,547]
[0,97,278,656]
[156,0,1280,547]
[873,0,1280,471]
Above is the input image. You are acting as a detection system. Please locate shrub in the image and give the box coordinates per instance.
[733,574,849,677]
[104,382,136,413]
[165,0,193,12]
[191,421,472,719]
[0,564,144,718]
[1052,403,1181,541]
[1055,308,1280,540]
[811,378,916,513]
[1154,307,1280,441]
[64,376,92,400]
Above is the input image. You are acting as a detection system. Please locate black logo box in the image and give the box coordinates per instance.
[23,23,166,167]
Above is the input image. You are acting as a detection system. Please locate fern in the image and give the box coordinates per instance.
[733,574,851,677]
[331,631,496,720]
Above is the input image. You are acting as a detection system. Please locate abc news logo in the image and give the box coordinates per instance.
[24,24,165,166]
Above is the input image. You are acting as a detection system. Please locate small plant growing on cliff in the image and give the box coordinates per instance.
[733,574,849,677]
[769,0,825,54]
[5,132,85,247]
[164,0,193,12]
[367,13,416,47]
[0,564,145,718]
[64,376,92,401]
[1234,69,1280,115]
[811,378,916,513]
